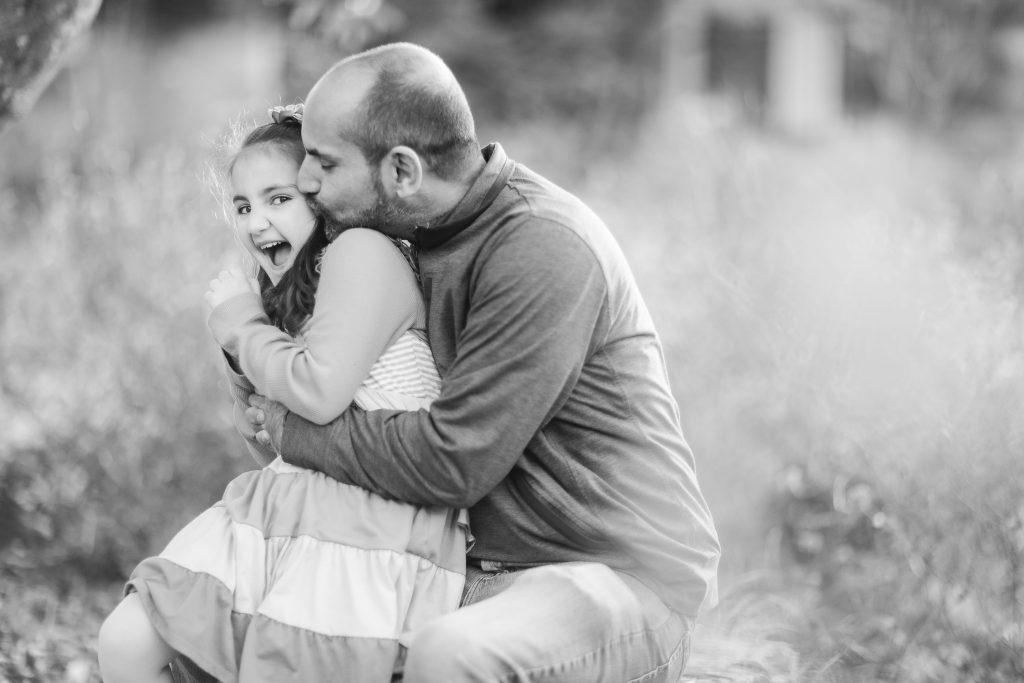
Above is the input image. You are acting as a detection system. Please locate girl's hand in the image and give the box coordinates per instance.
[205,268,260,310]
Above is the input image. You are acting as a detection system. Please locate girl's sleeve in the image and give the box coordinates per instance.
[207,229,419,425]
[218,353,277,466]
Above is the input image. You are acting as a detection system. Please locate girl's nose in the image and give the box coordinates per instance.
[247,208,270,234]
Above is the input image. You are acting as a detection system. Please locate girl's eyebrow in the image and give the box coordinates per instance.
[232,184,299,203]
[260,183,300,196]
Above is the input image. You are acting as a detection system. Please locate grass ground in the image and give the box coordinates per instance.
[0,572,117,683]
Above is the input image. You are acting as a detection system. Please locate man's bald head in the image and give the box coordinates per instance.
[307,43,479,181]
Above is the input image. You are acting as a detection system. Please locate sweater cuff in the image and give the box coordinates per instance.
[220,352,254,405]
[281,411,320,463]
[221,349,246,379]
[207,293,268,358]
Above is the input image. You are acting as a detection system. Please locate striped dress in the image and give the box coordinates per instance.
[126,329,468,683]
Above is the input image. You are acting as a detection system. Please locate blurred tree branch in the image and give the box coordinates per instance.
[0,0,103,130]
[277,0,405,52]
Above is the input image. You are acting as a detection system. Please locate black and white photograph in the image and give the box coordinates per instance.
[1,1,1022,682]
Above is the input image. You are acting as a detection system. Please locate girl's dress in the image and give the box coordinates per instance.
[126,329,468,683]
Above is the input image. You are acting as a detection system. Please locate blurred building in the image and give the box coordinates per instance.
[663,0,1024,132]
[996,24,1024,111]
[664,0,856,135]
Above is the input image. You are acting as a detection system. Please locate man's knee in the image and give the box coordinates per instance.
[519,562,642,627]
[404,615,508,683]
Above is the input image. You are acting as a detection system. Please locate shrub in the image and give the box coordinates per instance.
[0,128,250,579]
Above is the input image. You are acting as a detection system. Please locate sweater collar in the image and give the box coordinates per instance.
[410,143,512,249]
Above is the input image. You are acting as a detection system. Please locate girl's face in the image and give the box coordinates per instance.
[231,144,317,285]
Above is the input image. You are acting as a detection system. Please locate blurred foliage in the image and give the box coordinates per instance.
[0,66,251,581]
[852,0,1024,126]
[172,0,667,143]
[2,2,1024,682]
[0,575,116,683]
[0,0,102,126]
[12,0,1024,134]
[272,0,1024,131]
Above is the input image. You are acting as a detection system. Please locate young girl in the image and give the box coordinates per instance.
[98,105,468,683]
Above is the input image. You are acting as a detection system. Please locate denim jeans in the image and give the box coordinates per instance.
[403,561,693,683]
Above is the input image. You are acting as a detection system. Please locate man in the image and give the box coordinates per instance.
[248,42,720,682]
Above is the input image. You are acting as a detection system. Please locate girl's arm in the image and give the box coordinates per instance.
[208,228,420,425]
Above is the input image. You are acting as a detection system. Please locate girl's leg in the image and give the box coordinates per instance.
[98,593,176,683]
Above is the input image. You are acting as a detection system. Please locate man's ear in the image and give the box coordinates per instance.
[380,146,423,198]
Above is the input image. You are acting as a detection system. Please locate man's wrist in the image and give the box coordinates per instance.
[279,410,306,461]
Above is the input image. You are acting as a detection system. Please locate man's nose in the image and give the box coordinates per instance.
[297,156,319,196]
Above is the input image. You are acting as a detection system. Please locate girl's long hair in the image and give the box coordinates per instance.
[258,220,328,336]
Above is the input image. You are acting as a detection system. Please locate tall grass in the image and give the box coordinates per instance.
[573,101,1024,681]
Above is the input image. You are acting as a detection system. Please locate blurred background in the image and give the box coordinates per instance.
[1,0,1023,681]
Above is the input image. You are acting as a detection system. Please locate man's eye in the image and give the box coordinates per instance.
[320,162,335,171]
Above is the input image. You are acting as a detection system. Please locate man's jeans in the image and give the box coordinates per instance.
[404,561,693,683]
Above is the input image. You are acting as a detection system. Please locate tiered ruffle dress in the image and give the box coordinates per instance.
[126,329,468,683]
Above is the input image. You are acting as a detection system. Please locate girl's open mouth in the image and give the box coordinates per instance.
[260,240,291,267]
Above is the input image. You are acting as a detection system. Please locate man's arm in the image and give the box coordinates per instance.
[279,222,608,508]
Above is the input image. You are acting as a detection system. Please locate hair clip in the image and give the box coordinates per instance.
[269,103,304,125]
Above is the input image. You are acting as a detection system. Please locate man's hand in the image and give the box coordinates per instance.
[247,394,287,454]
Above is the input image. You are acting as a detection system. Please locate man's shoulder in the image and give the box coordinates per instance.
[485,161,640,300]
[505,162,577,211]
[493,165,605,243]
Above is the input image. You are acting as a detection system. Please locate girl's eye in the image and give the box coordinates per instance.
[236,205,251,215]
[270,195,291,206]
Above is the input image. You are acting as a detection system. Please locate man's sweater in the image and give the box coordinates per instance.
[280,143,720,617]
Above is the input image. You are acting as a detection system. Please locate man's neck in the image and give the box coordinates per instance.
[418,156,487,228]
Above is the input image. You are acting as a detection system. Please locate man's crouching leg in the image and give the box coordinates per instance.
[404,562,692,683]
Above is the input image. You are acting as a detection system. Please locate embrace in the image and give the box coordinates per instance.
[97,42,721,683]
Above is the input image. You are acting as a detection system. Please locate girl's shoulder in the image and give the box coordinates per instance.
[316,228,424,329]
[320,228,409,272]
[326,226,398,251]
[317,229,420,317]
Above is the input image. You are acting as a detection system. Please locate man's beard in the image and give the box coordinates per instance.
[310,178,418,241]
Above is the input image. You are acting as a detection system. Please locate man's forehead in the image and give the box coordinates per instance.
[307,65,372,116]
[303,91,363,147]
[300,102,344,150]
[301,113,364,163]
[300,106,332,146]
